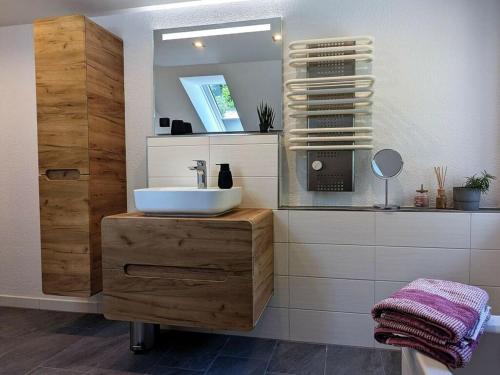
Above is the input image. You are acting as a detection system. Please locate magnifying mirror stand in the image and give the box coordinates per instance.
[374,179,400,210]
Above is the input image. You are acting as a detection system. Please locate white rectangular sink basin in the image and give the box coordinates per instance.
[134,187,242,216]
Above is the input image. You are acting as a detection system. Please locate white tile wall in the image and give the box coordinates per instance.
[223,307,289,340]
[149,177,196,187]
[289,243,375,280]
[476,286,500,313]
[269,276,289,308]
[273,243,288,276]
[290,309,374,347]
[273,210,289,243]
[375,246,470,283]
[209,134,277,145]
[471,213,500,250]
[289,211,375,245]
[471,250,500,286]
[208,176,278,209]
[148,145,210,177]
[290,277,374,314]
[209,144,278,177]
[376,212,471,248]
[147,134,279,208]
[285,211,500,346]
[374,281,407,302]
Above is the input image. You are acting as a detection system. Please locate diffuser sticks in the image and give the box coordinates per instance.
[434,166,448,209]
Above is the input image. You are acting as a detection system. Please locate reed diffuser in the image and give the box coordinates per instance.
[434,166,447,209]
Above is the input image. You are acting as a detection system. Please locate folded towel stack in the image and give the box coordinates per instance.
[372,278,490,368]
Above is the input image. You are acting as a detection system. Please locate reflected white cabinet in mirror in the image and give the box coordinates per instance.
[153,18,282,135]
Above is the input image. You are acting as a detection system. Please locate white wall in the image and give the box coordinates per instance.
[0,0,499,307]
[0,24,41,298]
[154,60,282,133]
[96,0,500,209]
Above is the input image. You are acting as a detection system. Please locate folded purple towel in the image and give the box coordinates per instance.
[374,326,479,368]
[372,279,490,368]
[372,279,489,344]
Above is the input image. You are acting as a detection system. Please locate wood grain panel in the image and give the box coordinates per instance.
[34,15,89,174]
[102,209,273,331]
[39,175,91,296]
[85,18,127,295]
[252,210,274,321]
[35,15,126,296]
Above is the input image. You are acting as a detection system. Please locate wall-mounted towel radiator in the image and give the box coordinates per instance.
[286,36,375,192]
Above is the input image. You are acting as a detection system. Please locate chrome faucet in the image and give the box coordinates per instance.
[188,160,207,189]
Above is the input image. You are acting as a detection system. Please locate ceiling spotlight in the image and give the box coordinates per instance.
[272,33,282,42]
[193,41,205,48]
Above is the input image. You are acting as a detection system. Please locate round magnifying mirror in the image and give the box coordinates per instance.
[371,149,403,209]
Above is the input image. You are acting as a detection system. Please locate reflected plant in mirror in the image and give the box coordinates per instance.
[153,18,283,135]
[257,101,275,133]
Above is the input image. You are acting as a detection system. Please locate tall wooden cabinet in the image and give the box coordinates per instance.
[34,15,126,296]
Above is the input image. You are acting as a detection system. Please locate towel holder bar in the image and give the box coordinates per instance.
[289,127,373,134]
[286,35,375,191]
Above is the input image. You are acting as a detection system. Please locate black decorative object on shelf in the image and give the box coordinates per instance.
[184,122,193,134]
[257,101,275,133]
[171,120,185,135]
[171,120,193,135]
[217,164,233,189]
[159,117,170,128]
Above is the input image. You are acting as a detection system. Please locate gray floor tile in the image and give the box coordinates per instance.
[96,343,163,373]
[87,369,150,375]
[41,334,125,372]
[50,314,117,336]
[0,332,83,375]
[267,341,326,375]
[0,307,51,337]
[0,334,24,357]
[325,346,384,375]
[157,331,228,371]
[0,307,400,375]
[206,356,268,375]
[27,367,83,374]
[380,350,402,375]
[150,365,205,374]
[220,337,277,360]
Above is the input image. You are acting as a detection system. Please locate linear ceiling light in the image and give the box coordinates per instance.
[138,0,249,12]
[162,23,271,41]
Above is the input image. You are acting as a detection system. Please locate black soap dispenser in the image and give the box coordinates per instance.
[217,164,233,189]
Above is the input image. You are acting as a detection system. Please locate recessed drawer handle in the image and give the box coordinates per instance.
[124,264,228,282]
[45,169,81,180]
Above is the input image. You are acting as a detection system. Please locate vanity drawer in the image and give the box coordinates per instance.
[102,209,273,331]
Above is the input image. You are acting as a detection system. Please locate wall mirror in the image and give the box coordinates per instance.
[153,18,283,135]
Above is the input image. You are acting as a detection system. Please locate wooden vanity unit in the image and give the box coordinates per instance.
[102,209,273,331]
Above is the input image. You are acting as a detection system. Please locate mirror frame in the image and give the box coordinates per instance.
[371,148,404,180]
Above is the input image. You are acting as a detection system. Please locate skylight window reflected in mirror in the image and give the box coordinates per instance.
[206,84,239,120]
[179,75,243,132]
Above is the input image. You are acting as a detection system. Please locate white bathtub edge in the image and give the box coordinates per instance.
[402,314,500,375]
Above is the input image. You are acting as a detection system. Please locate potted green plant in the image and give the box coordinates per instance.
[453,171,496,211]
[257,101,275,133]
